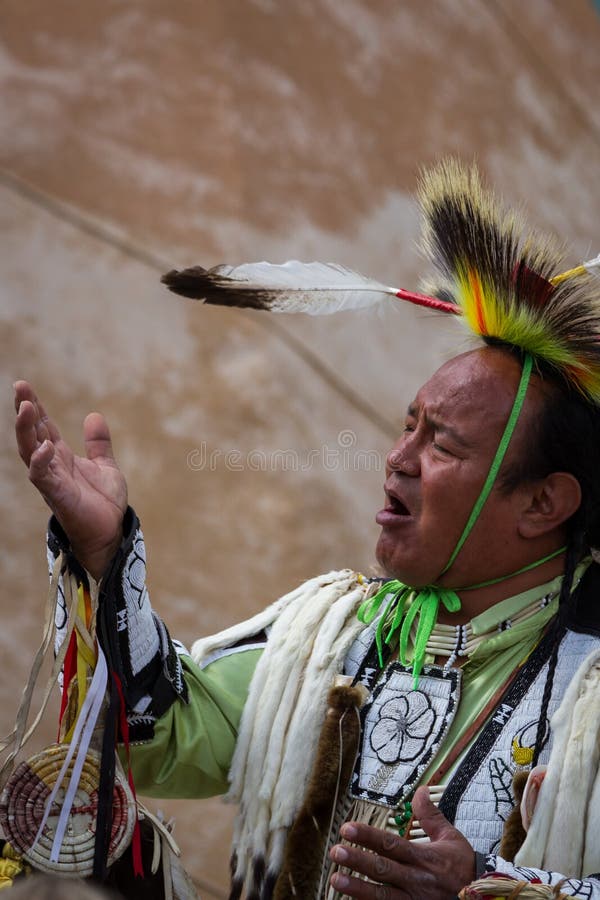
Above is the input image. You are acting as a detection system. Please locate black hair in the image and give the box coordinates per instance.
[497,355,600,549]
[484,339,600,764]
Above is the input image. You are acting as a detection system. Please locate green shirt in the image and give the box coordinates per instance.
[128,566,583,798]
[128,650,261,797]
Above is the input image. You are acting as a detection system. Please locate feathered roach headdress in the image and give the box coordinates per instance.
[162,158,600,403]
[418,159,600,403]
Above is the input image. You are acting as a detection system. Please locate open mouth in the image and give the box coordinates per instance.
[376,484,413,526]
[386,494,410,516]
[376,482,413,527]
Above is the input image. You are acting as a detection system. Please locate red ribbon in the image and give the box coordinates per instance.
[113,673,144,879]
[395,288,459,315]
[58,631,78,739]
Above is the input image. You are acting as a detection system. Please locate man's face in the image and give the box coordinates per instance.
[375,347,538,588]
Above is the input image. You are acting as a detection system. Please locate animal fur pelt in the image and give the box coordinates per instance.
[514,649,600,875]
[191,570,377,899]
[272,682,367,900]
[498,769,529,863]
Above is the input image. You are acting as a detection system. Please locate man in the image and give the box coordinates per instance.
[12,162,600,898]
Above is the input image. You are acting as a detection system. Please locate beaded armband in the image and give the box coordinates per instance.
[47,507,188,742]
[484,855,600,898]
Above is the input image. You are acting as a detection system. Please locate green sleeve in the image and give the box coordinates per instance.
[126,649,262,799]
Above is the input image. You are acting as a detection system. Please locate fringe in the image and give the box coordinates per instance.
[323,799,391,900]
[515,650,600,874]
[226,572,374,895]
[272,684,365,900]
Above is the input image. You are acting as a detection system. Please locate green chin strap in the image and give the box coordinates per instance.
[440,352,533,575]
[358,352,565,685]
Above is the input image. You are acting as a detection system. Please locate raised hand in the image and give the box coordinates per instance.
[14,381,128,580]
[329,786,476,899]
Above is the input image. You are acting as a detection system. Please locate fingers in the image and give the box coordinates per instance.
[330,869,408,899]
[15,399,44,466]
[14,384,115,466]
[16,400,57,488]
[14,381,61,443]
[329,825,415,899]
[29,438,56,485]
[13,380,33,414]
[14,383,65,499]
[412,787,456,842]
[338,823,415,864]
[330,813,475,899]
[83,412,116,462]
[330,841,410,897]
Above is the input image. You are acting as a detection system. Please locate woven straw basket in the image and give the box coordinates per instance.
[0,743,135,878]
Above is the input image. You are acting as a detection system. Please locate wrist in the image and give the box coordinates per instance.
[71,532,123,581]
[48,516,125,582]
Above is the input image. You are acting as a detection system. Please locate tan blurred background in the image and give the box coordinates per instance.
[1,1,599,894]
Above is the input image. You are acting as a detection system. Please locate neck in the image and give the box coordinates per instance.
[436,550,568,625]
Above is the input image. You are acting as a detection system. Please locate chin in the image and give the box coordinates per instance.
[375,540,437,587]
[375,535,394,574]
[375,545,413,583]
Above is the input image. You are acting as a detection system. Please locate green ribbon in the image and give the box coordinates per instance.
[357,544,565,686]
[359,354,565,686]
[358,581,461,686]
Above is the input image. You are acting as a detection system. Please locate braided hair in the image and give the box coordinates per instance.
[492,343,600,762]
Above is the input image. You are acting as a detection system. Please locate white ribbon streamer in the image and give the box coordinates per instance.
[32,643,108,861]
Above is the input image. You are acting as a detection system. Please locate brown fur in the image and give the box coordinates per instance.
[272,684,366,900]
[499,769,530,862]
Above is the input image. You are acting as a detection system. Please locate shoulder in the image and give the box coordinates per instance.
[191,568,371,669]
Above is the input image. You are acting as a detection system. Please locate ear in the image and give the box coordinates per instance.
[517,473,582,539]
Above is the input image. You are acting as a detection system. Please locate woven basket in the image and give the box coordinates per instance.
[0,743,135,878]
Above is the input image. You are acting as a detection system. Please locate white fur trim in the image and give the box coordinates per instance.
[515,648,600,875]
[213,570,374,891]
[190,571,334,666]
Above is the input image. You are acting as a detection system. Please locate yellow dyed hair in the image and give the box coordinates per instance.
[418,160,600,403]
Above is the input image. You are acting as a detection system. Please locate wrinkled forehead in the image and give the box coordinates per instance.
[412,348,524,425]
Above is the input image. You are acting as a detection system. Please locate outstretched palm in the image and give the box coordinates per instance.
[14,381,128,579]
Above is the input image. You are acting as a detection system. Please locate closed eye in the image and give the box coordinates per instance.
[433,440,453,456]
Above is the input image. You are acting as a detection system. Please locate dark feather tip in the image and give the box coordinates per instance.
[161,266,210,299]
[161,265,273,311]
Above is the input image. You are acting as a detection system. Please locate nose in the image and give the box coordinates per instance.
[386,432,421,477]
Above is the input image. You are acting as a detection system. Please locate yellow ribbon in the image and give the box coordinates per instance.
[0,843,29,889]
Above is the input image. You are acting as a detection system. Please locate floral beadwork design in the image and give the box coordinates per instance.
[370,692,436,764]
[353,664,461,807]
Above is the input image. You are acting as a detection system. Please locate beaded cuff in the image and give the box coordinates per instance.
[47,507,188,742]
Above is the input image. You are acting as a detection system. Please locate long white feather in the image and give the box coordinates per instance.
[161,259,458,316]
[164,260,398,315]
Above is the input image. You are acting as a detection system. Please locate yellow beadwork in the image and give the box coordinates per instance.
[512,738,534,767]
